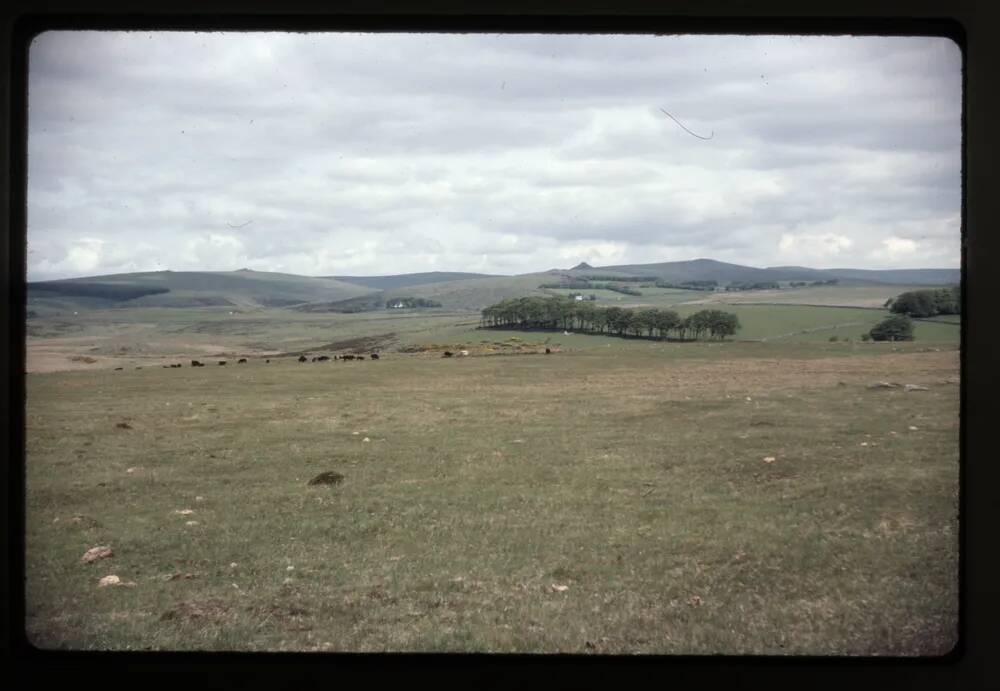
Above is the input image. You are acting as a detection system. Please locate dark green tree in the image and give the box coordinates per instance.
[869,314,915,341]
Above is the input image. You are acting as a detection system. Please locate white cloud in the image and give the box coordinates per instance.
[25,32,961,280]
[777,232,854,262]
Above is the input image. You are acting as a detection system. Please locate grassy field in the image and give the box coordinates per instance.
[24,301,960,375]
[25,342,959,654]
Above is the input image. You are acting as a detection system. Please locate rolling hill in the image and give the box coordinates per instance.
[325,271,501,291]
[27,269,376,312]
[27,259,959,315]
[576,258,959,285]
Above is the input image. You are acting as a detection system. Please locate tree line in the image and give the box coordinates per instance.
[887,286,959,318]
[480,296,740,340]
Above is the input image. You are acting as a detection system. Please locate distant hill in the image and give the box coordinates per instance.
[577,258,959,285]
[27,261,959,315]
[327,271,502,291]
[27,269,375,311]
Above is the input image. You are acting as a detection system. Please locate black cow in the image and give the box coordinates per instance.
[342,355,355,361]
[443,351,454,358]
[265,359,270,363]
[298,355,308,363]
[172,363,182,368]
[370,353,380,360]
[357,355,366,360]
[114,367,123,371]
[191,360,204,367]
[219,361,227,365]
[317,356,330,362]
[238,358,248,364]
[545,348,551,354]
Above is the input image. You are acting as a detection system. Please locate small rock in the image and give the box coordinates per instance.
[351,432,360,436]
[98,574,121,587]
[230,562,238,568]
[762,456,776,463]
[185,521,199,526]
[867,382,899,389]
[287,565,295,571]
[175,509,195,515]
[126,467,137,474]
[904,384,929,391]
[283,578,293,585]
[81,546,113,563]
[362,437,371,442]
[551,584,569,592]
[688,595,703,606]
[908,426,919,431]
[195,496,204,502]
[745,397,752,402]
[860,442,869,447]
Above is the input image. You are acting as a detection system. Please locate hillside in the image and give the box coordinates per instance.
[27,260,959,316]
[326,271,501,291]
[579,258,959,285]
[27,269,376,312]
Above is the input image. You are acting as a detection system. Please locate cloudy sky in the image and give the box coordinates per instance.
[27,31,961,280]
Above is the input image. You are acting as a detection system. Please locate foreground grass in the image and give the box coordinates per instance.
[25,346,959,654]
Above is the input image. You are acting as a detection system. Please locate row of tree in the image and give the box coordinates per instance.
[480,296,741,340]
[888,286,960,318]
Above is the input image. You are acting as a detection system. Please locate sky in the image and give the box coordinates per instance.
[26,31,962,281]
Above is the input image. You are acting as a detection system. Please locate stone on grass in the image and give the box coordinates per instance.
[175,509,195,515]
[867,382,899,389]
[81,546,113,563]
[762,456,776,463]
[98,574,120,587]
[904,384,930,391]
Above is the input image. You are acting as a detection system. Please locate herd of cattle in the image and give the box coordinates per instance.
[113,346,555,370]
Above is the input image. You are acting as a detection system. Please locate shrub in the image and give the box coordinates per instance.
[869,314,915,342]
[828,335,838,342]
[861,333,871,342]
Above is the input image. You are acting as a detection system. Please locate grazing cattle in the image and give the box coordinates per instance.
[317,356,330,362]
[191,360,204,367]
[238,358,247,364]
[545,348,551,354]
[172,363,182,368]
[443,351,454,358]
[298,355,308,363]
[342,354,355,361]
[370,353,380,360]
[114,367,123,371]
[357,355,366,360]
[219,361,226,365]
[265,359,270,363]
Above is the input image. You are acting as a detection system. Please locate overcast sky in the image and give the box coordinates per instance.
[26,31,961,280]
